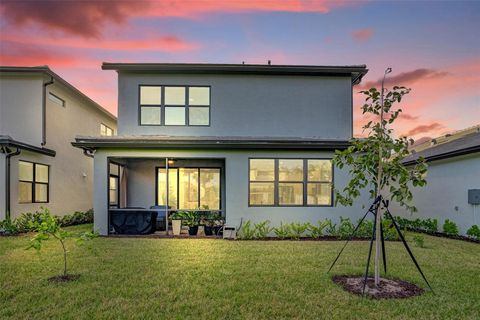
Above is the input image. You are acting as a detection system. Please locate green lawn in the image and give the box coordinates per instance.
[1,224,479,320]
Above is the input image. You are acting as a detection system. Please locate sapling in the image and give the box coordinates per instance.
[27,208,97,281]
[333,69,428,286]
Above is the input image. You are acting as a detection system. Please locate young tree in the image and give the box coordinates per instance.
[333,69,428,286]
[27,208,97,281]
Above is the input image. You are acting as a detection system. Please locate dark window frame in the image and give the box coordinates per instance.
[155,166,221,210]
[248,158,334,207]
[18,160,50,204]
[109,162,120,208]
[138,85,211,127]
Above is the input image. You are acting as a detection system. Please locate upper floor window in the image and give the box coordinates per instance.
[48,92,65,107]
[100,123,114,136]
[139,85,210,126]
[18,161,49,203]
[249,158,333,207]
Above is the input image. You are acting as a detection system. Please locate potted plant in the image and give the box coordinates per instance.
[182,211,199,236]
[170,211,183,236]
[203,211,218,236]
[213,216,225,236]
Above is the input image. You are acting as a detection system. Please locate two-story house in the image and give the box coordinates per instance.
[0,66,117,220]
[73,63,370,236]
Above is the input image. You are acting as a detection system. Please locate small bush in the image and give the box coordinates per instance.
[307,220,329,239]
[273,223,291,239]
[325,219,338,236]
[253,220,272,239]
[382,218,400,241]
[356,219,374,238]
[239,220,255,240]
[443,219,459,236]
[338,217,355,239]
[412,234,425,248]
[466,225,480,240]
[288,222,309,240]
[0,218,19,235]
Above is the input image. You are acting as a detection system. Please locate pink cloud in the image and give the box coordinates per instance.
[351,28,374,42]
[0,1,364,37]
[401,122,445,137]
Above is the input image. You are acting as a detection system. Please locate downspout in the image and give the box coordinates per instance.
[3,147,21,220]
[42,77,54,146]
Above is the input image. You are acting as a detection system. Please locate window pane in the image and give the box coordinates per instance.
[249,159,274,181]
[35,164,49,183]
[141,107,161,125]
[165,87,185,105]
[19,161,33,181]
[157,168,178,209]
[140,86,161,105]
[308,160,332,181]
[200,169,220,210]
[109,190,117,205]
[307,183,332,205]
[106,127,113,136]
[165,107,186,125]
[35,184,48,202]
[109,176,117,189]
[100,124,107,136]
[189,107,209,125]
[179,168,198,209]
[109,163,119,176]
[279,159,303,181]
[249,182,274,205]
[189,87,210,105]
[279,183,303,205]
[19,181,32,203]
[48,93,65,107]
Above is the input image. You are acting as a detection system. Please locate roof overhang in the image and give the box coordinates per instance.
[72,136,351,151]
[102,63,368,85]
[403,145,480,166]
[0,136,56,157]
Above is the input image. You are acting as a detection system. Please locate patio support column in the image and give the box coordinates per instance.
[165,157,169,235]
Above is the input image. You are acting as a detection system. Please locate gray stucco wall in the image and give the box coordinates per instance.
[0,74,43,146]
[117,73,353,139]
[93,148,371,235]
[0,154,5,220]
[2,78,117,218]
[389,153,480,235]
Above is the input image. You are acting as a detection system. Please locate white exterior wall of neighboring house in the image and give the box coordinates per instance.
[390,153,480,235]
[92,148,371,235]
[0,70,117,219]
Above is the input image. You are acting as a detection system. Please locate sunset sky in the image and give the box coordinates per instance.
[1,0,479,140]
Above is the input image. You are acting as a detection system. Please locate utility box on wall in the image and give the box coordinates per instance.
[468,189,480,205]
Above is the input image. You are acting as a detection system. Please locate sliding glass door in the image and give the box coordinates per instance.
[157,167,220,210]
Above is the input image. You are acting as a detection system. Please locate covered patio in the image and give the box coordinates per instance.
[106,156,225,236]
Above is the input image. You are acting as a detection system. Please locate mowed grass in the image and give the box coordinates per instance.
[1,224,479,320]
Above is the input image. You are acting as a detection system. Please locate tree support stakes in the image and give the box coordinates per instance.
[328,195,433,295]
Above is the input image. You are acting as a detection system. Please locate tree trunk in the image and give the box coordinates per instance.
[60,239,67,276]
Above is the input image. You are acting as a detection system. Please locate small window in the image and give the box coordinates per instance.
[18,161,49,203]
[109,163,120,207]
[100,123,114,136]
[249,159,333,207]
[48,92,65,107]
[139,85,210,126]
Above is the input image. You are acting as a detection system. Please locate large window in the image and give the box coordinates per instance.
[157,167,220,210]
[18,161,49,203]
[101,123,114,136]
[249,159,332,207]
[139,86,210,126]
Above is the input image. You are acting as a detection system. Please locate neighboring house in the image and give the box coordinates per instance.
[73,63,371,236]
[391,125,480,235]
[0,66,117,220]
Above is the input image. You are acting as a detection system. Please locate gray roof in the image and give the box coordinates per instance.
[403,131,480,165]
[0,66,116,121]
[0,135,56,157]
[72,135,350,150]
[102,63,368,85]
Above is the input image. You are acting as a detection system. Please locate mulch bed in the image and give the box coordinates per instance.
[333,275,424,299]
[47,274,81,283]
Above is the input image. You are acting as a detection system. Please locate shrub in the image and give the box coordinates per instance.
[466,225,480,240]
[338,217,355,239]
[253,220,272,239]
[325,219,338,236]
[239,220,255,240]
[382,218,400,241]
[58,209,94,227]
[273,223,291,239]
[443,219,459,236]
[307,220,329,239]
[288,222,309,240]
[0,218,19,235]
[412,234,425,248]
[356,219,374,238]
[14,211,45,232]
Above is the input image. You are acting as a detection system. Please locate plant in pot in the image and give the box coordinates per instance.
[213,216,225,236]
[182,211,199,236]
[203,211,219,236]
[170,211,183,236]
